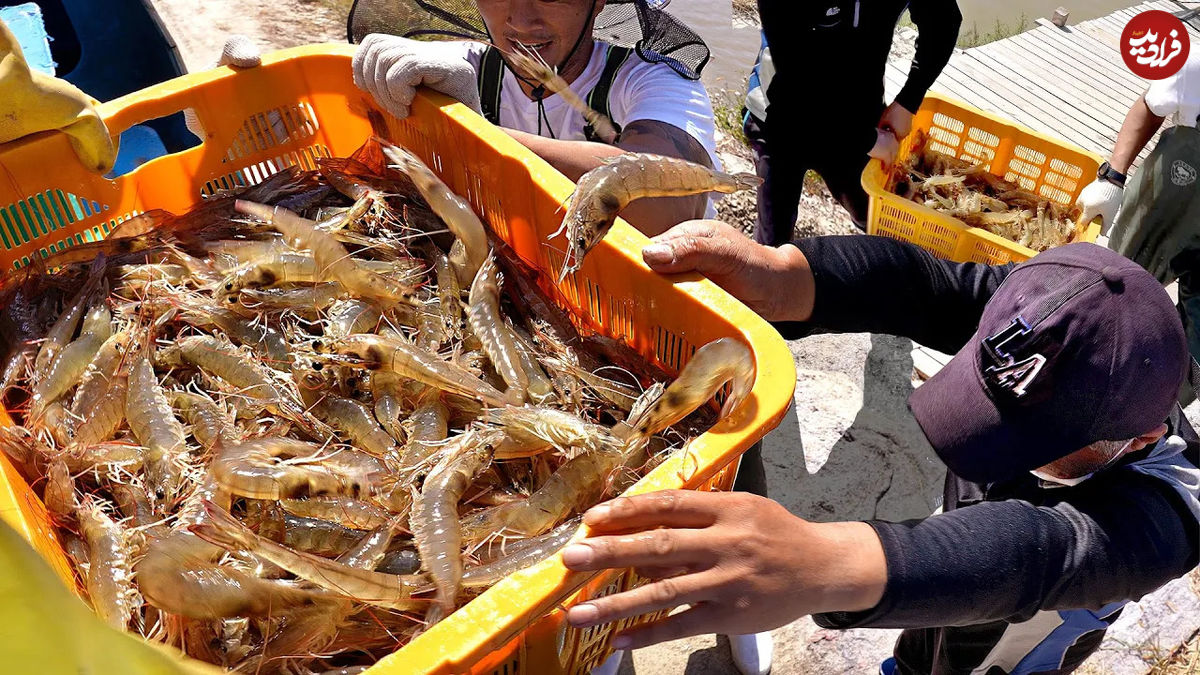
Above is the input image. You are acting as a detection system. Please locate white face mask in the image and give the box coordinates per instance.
[1030,439,1136,487]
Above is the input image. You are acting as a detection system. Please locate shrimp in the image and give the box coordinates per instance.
[211,437,373,500]
[370,371,407,443]
[621,337,755,440]
[310,392,401,460]
[459,518,581,589]
[192,501,427,611]
[486,405,613,459]
[399,400,452,468]
[34,256,105,378]
[176,303,290,367]
[70,331,131,421]
[337,514,406,570]
[234,201,418,306]
[554,153,762,281]
[506,44,618,143]
[434,253,464,342]
[137,530,326,619]
[217,249,318,297]
[412,427,500,623]
[43,459,76,518]
[281,496,390,530]
[157,334,320,431]
[68,370,128,448]
[77,498,141,630]
[327,299,383,340]
[29,302,112,421]
[468,256,528,403]
[378,141,488,285]
[329,333,510,407]
[127,352,188,503]
[462,438,628,543]
[171,391,238,450]
[510,323,557,405]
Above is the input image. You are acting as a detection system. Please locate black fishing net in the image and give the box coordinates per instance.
[346,0,709,80]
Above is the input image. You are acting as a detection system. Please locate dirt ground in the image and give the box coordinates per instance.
[143,2,1200,673]
[150,0,344,71]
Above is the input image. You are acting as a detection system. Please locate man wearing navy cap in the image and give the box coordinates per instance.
[559,222,1200,675]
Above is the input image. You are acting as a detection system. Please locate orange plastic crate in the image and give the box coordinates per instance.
[861,92,1103,264]
[0,45,795,674]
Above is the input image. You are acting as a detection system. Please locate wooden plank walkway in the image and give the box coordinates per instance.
[886,0,1200,173]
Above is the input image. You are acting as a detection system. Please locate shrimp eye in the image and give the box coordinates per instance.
[345,377,359,387]
[576,237,587,249]
[226,295,239,304]
[312,361,324,371]
[224,282,234,291]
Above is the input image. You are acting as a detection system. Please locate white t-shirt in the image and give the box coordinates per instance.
[456,40,722,216]
[1145,50,1200,129]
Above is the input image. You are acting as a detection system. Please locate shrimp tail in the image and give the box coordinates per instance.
[189,500,255,550]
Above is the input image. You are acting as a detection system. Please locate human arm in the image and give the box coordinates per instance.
[562,468,1197,645]
[504,119,712,236]
[1077,93,1168,228]
[891,0,963,118]
[641,221,1012,352]
[1110,93,1167,175]
[560,490,887,646]
[817,470,1198,628]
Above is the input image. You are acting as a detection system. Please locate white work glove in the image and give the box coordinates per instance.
[352,34,482,120]
[185,35,262,139]
[1076,178,1124,234]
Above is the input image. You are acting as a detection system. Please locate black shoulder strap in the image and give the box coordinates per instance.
[583,45,634,143]
[478,46,505,126]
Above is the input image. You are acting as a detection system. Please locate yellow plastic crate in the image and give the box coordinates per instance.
[0,45,796,674]
[861,92,1103,264]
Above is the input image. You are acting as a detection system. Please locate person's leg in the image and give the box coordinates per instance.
[815,149,872,230]
[746,112,807,246]
[732,441,768,497]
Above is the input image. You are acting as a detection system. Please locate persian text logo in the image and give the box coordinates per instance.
[1122,10,1190,80]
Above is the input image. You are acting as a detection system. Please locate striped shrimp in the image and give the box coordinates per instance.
[77,498,141,631]
[378,141,488,286]
[30,301,112,421]
[329,333,511,407]
[234,201,418,306]
[34,257,105,378]
[468,256,529,403]
[412,427,501,623]
[370,371,407,444]
[554,153,762,281]
[281,496,390,530]
[192,501,427,612]
[127,351,188,503]
[506,43,618,143]
[620,337,755,440]
[70,331,130,421]
[486,405,613,459]
[211,437,375,501]
[462,437,629,544]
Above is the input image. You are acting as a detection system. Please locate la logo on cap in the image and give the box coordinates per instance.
[1122,10,1190,79]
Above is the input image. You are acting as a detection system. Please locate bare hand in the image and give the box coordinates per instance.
[878,102,915,140]
[560,491,887,649]
[641,220,814,323]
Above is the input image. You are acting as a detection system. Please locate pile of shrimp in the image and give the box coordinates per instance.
[890,129,1086,252]
[0,137,756,674]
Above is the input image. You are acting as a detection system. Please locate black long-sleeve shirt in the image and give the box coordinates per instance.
[757,0,961,156]
[784,236,1199,635]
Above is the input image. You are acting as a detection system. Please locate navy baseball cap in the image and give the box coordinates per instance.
[908,243,1188,484]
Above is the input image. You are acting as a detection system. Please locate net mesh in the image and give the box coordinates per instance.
[346,0,709,80]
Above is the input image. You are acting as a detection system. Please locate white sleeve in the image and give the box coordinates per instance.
[1145,72,1183,118]
[610,61,721,170]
